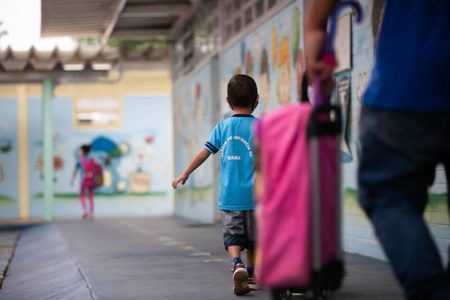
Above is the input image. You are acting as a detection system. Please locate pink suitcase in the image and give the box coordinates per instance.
[255,3,362,299]
[254,102,343,298]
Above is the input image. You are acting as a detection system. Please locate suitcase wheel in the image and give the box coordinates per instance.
[271,288,292,300]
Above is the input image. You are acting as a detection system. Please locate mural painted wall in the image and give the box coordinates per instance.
[173,61,217,223]
[221,1,304,117]
[0,98,19,218]
[27,95,171,218]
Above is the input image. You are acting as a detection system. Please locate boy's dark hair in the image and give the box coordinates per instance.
[227,74,258,109]
[81,144,91,155]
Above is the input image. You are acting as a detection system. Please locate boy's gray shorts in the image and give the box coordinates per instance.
[220,210,255,251]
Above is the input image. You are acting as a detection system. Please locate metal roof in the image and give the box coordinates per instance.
[0,45,119,83]
[41,0,198,42]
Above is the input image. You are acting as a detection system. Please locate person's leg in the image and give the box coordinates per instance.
[88,186,94,220]
[246,249,255,275]
[79,185,88,218]
[220,210,251,296]
[358,108,449,300]
[243,210,256,277]
[227,245,243,265]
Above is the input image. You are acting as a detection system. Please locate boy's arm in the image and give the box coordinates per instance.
[172,149,211,189]
[305,0,338,87]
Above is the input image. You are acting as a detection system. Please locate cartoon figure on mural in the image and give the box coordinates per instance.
[87,136,129,194]
[0,138,13,183]
[291,6,301,66]
[276,36,292,105]
[252,34,262,67]
[245,51,254,76]
[259,48,271,111]
[35,155,64,181]
[271,26,278,69]
[129,134,154,193]
[0,138,12,153]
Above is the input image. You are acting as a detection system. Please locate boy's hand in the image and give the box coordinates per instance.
[172,173,189,189]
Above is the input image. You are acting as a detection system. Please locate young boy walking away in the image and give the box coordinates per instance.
[172,74,259,296]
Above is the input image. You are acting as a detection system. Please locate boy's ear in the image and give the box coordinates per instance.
[252,95,259,111]
[227,97,234,109]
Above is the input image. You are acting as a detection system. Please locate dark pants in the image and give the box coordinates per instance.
[358,107,450,300]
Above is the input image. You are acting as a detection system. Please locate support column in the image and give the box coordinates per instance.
[42,78,54,221]
[17,85,29,220]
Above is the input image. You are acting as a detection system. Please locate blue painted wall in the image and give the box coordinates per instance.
[0,98,19,219]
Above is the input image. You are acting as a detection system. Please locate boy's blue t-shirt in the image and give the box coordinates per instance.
[364,0,450,110]
[204,114,256,211]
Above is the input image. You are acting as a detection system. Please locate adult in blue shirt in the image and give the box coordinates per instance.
[305,1,450,299]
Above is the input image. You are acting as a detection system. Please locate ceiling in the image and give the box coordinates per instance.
[41,0,199,42]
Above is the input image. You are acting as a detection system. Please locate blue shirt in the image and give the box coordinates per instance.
[364,0,450,110]
[205,114,256,211]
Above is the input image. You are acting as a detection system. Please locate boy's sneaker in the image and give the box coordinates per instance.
[233,263,251,296]
[248,277,259,290]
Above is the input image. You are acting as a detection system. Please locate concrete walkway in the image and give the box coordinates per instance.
[0,230,19,289]
[0,217,404,300]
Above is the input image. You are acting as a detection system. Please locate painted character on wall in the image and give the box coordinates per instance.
[295,50,305,103]
[129,135,154,194]
[35,155,64,181]
[246,51,254,76]
[277,36,292,105]
[88,136,129,194]
[259,48,271,111]
[271,26,278,69]
[0,138,13,183]
[291,7,301,66]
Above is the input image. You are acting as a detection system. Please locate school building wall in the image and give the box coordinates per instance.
[0,70,173,220]
[172,0,449,264]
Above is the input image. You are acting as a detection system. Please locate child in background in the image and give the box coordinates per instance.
[71,144,95,220]
[172,74,259,296]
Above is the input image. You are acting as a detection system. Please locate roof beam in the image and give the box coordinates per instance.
[101,0,128,45]
[170,0,202,37]
[121,4,191,18]
[112,28,171,38]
